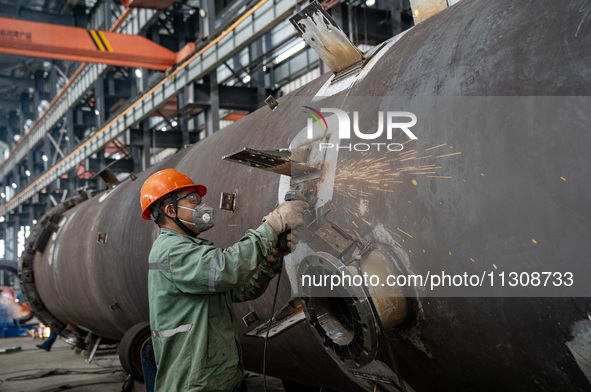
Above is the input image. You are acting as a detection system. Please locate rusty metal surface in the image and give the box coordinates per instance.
[24,0,591,390]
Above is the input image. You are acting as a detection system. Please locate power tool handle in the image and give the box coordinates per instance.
[277,230,291,252]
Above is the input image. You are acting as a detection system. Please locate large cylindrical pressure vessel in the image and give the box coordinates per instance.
[22,121,293,338]
[21,0,591,391]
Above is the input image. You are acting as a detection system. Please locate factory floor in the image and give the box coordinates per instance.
[0,336,285,392]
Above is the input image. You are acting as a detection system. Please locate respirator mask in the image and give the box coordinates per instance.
[178,204,215,233]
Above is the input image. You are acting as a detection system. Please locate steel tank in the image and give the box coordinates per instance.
[20,0,591,390]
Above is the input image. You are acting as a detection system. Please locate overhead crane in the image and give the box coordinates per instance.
[0,16,194,70]
[0,0,293,217]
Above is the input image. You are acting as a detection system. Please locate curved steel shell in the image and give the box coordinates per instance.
[22,0,591,391]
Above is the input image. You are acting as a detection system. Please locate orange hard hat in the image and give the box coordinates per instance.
[140,168,207,220]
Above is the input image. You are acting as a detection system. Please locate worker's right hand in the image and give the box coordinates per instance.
[266,247,283,264]
[276,230,300,255]
[263,200,309,235]
[284,230,300,254]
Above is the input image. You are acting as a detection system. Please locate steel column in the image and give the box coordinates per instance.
[141,120,151,171]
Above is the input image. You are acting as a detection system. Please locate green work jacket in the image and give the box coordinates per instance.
[148,223,278,392]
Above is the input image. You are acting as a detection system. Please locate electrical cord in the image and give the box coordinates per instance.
[263,256,283,392]
[6,367,124,382]
[92,356,122,369]
[121,374,134,392]
[0,367,47,376]
[38,378,125,392]
[0,365,121,377]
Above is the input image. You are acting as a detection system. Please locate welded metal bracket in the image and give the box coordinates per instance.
[244,299,306,339]
[309,222,356,258]
[304,202,360,258]
[96,168,120,189]
[290,1,365,77]
[86,336,101,364]
[265,95,279,111]
[220,192,237,212]
[222,147,318,177]
[242,311,260,327]
[97,232,108,244]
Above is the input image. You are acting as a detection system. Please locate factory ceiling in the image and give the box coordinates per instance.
[0,0,99,142]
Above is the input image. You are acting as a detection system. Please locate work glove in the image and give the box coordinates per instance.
[266,247,283,264]
[265,231,299,272]
[274,230,300,255]
[263,200,309,235]
[265,247,284,275]
[285,230,299,249]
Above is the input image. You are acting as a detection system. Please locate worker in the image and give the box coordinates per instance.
[140,168,308,392]
[36,331,57,352]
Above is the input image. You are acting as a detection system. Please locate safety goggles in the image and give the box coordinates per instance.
[168,191,202,205]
